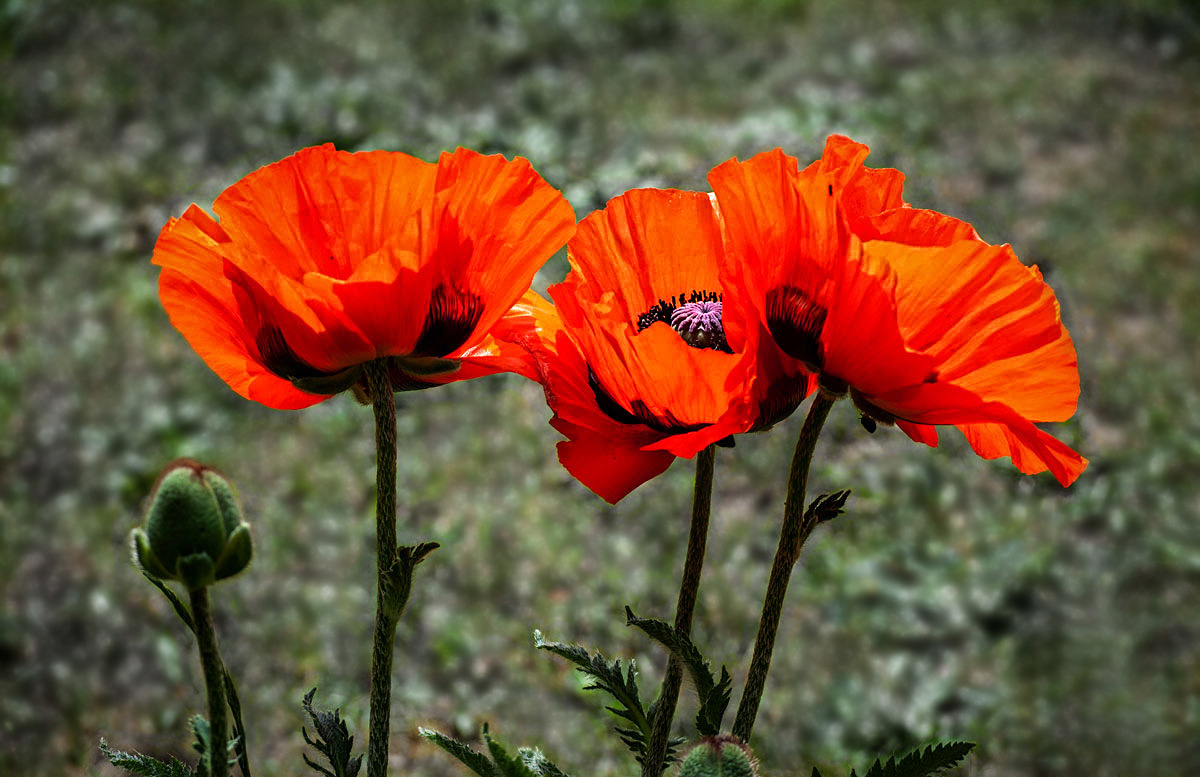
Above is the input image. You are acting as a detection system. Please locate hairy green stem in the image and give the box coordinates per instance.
[642,445,717,777]
[366,359,400,777]
[188,586,228,777]
[732,393,835,742]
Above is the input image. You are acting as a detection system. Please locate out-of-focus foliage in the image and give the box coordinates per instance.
[2,0,1199,775]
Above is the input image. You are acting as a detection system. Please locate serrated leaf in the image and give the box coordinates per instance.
[518,747,576,777]
[420,727,500,777]
[483,726,539,777]
[533,629,653,761]
[861,741,975,777]
[696,665,734,736]
[624,607,732,736]
[301,688,362,777]
[807,490,851,525]
[422,726,579,777]
[100,738,197,777]
[190,715,212,776]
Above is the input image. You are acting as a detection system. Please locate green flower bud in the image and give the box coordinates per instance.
[678,735,758,777]
[132,459,252,590]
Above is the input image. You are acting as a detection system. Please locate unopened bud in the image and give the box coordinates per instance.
[132,459,252,590]
[678,735,758,777]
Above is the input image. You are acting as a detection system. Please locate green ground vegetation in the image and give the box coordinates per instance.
[2,0,1199,775]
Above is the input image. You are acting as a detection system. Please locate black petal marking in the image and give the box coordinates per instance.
[413,284,484,357]
[587,367,708,435]
[750,378,810,432]
[766,285,827,369]
[588,367,643,426]
[256,324,331,381]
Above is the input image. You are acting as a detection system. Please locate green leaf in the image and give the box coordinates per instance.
[301,688,362,777]
[143,572,195,631]
[624,607,732,736]
[420,727,500,777]
[518,747,577,777]
[483,726,540,777]
[533,629,654,763]
[697,666,734,737]
[190,715,212,777]
[100,738,196,777]
[224,671,252,777]
[861,741,975,777]
[422,725,578,777]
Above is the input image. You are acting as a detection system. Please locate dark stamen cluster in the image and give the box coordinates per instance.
[637,288,731,353]
[637,289,722,332]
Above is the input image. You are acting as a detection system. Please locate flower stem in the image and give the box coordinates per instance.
[365,359,400,777]
[188,586,228,777]
[642,445,717,777]
[732,393,835,742]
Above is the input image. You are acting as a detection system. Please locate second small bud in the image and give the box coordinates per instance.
[132,459,253,590]
[677,735,759,777]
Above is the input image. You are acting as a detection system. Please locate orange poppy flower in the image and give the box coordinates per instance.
[153,144,575,409]
[509,188,813,503]
[710,136,1087,486]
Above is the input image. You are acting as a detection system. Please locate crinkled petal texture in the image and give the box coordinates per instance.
[711,136,1087,486]
[509,189,807,503]
[153,144,575,409]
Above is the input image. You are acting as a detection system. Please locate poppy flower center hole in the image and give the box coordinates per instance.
[637,289,731,352]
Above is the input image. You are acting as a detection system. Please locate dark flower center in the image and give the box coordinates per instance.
[765,285,827,370]
[638,289,731,353]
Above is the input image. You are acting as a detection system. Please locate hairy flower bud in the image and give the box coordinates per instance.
[678,735,758,777]
[132,459,252,590]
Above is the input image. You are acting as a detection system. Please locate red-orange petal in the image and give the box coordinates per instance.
[213,144,437,280]
[710,135,1086,485]
[553,189,756,439]
[401,148,577,355]
[154,207,352,409]
[556,432,677,504]
[154,145,574,406]
[958,419,1088,486]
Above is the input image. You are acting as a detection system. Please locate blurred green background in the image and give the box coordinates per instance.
[3,0,1199,774]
